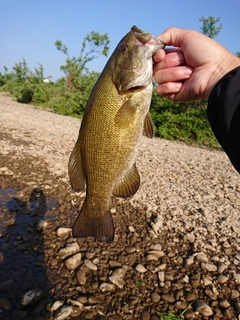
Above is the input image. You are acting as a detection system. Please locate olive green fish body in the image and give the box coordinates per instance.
[68,26,165,243]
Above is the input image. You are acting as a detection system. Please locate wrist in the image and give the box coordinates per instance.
[205,56,240,99]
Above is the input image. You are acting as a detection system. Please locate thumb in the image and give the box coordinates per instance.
[156,27,188,47]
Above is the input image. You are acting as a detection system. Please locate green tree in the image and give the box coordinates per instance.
[199,15,222,38]
[55,31,110,88]
[235,52,240,58]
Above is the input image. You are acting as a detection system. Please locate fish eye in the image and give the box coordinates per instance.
[120,44,128,53]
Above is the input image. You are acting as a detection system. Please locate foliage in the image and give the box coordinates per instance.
[236,52,240,58]
[55,31,109,89]
[156,310,182,320]
[150,87,219,148]
[199,15,222,38]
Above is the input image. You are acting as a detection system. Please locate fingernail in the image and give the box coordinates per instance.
[184,67,193,75]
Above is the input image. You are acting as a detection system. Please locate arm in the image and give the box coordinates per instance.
[208,66,240,173]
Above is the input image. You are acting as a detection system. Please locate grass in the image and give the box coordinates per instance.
[156,296,197,319]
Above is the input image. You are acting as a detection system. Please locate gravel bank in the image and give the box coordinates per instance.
[0,92,240,320]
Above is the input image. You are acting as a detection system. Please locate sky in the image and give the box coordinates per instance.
[1,0,240,81]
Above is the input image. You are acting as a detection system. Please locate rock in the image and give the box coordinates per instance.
[100,283,115,292]
[0,298,11,310]
[0,226,7,237]
[112,265,128,278]
[76,269,87,285]
[218,274,229,284]
[37,220,48,230]
[67,299,83,308]
[58,243,80,259]
[50,300,64,312]
[135,264,147,273]
[57,227,72,237]
[201,262,217,272]
[233,272,240,283]
[218,263,228,273]
[185,255,194,266]
[195,252,208,263]
[53,305,73,320]
[151,292,160,303]
[141,310,150,320]
[64,253,82,270]
[161,294,175,303]
[128,226,135,232]
[186,233,195,242]
[1,279,15,291]
[193,299,213,316]
[85,311,94,319]
[158,271,165,282]
[84,259,97,271]
[205,288,217,300]
[219,299,230,308]
[109,276,125,289]
[20,288,44,308]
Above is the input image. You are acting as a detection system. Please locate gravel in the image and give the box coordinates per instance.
[0,92,240,319]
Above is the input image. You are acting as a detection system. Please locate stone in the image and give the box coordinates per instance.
[161,294,175,303]
[100,283,115,292]
[64,253,82,270]
[219,299,230,308]
[112,265,128,278]
[84,259,98,271]
[218,264,228,273]
[57,227,72,237]
[85,311,94,319]
[20,288,44,308]
[151,292,160,303]
[135,264,147,273]
[218,274,229,284]
[195,252,208,263]
[141,310,150,320]
[158,271,164,282]
[76,269,87,285]
[50,300,64,312]
[53,305,73,320]
[109,276,125,289]
[201,262,217,272]
[0,298,11,311]
[233,272,240,283]
[58,243,80,259]
[193,299,213,316]
[37,220,48,230]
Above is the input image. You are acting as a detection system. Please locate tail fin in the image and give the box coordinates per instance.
[72,204,115,244]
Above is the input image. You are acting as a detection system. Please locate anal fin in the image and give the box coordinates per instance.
[68,142,86,192]
[112,163,140,198]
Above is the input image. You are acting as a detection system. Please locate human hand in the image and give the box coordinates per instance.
[153,27,240,102]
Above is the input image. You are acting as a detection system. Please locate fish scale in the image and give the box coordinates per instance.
[68,25,165,243]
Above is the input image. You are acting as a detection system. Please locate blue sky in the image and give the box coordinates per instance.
[1,0,239,81]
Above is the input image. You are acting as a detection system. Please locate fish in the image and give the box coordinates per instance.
[68,25,165,243]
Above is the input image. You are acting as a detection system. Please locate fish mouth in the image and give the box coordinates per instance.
[131,25,166,49]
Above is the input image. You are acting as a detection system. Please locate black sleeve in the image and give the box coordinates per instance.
[207,66,240,174]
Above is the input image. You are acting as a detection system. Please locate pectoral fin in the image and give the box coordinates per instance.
[112,163,140,198]
[68,142,86,192]
[143,112,154,138]
[114,98,137,129]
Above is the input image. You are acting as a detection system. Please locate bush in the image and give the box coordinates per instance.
[150,89,219,148]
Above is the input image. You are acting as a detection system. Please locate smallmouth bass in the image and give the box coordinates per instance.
[68,25,165,243]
